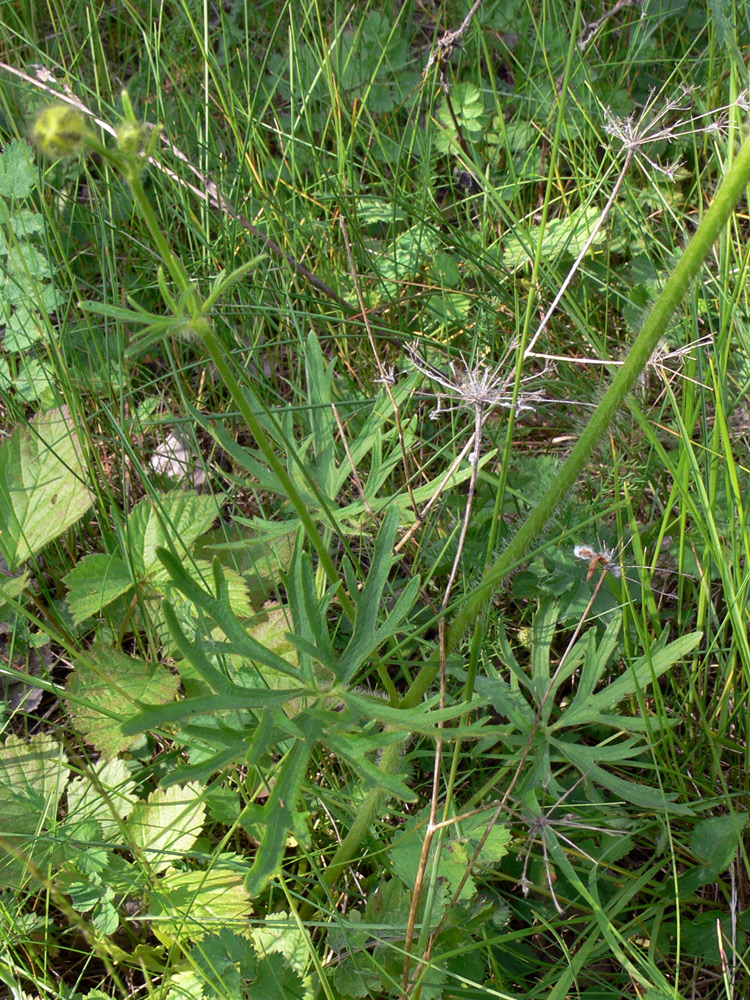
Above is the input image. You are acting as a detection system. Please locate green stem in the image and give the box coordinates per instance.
[198,325,355,618]
[91,128,356,617]
[448,130,750,649]
[298,740,401,920]
[84,131,197,309]
[127,171,201,312]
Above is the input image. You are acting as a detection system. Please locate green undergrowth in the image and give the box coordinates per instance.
[1,2,750,999]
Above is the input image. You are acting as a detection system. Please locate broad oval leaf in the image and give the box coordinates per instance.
[0,406,93,570]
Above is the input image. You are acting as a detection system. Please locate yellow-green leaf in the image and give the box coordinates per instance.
[128,783,206,874]
[66,644,180,758]
[0,406,92,569]
[147,867,251,944]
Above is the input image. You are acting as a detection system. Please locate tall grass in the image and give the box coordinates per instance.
[1,2,750,999]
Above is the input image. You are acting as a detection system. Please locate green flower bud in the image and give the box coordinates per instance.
[117,121,148,157]
[31,104,87,158]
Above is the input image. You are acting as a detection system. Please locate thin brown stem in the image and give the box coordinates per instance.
[402,404,485,995]
[523,149,635,358]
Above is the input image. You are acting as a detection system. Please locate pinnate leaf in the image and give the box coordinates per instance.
[0,733,69,886]
[65,757,137,840]
[147,865,251,943]
[0,140,37,199]
[64,553,133,623]
[127,490,222,576]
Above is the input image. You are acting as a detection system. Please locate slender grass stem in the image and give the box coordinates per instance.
[448,126,750,649]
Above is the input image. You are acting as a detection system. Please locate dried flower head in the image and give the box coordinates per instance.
[405,341,545,417]
[603,87,742,179]
[574,542,622,581]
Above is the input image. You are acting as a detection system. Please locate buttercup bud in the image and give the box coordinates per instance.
[31,104,87,158]
[117,121,148,157]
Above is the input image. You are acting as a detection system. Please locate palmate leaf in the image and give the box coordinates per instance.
[155,558,252,655]
[553,739,694,815]
[339,507,420,682]
[282,510,421,685]
[158,707,291,788]
[325,729,417,801]
[435,82,487,153]
[160,599,237,696]
[120,687,303,737]
[0,406,93,570]
[246,952,304,1000]
[242,734,314,896]
[552,628,702,731]
[192,365,416,525]
[155,547,303,680]
[477,600,702,811]
[281,537,337,683]
[189,929,258,996]
[340,689,489,738]
[213,414,492,534]
[389,805,511,903]
[159,743,249,788]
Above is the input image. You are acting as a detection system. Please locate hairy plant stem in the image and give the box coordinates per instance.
[448,126,750,648]
[96,129,357,620]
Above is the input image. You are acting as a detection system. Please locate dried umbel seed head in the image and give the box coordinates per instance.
[573,542,622,581]
[31,104,87,158]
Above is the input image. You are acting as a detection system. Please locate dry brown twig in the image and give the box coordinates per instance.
[400,340,544,995]
[422,0,485,78]
[577,0,642,51]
